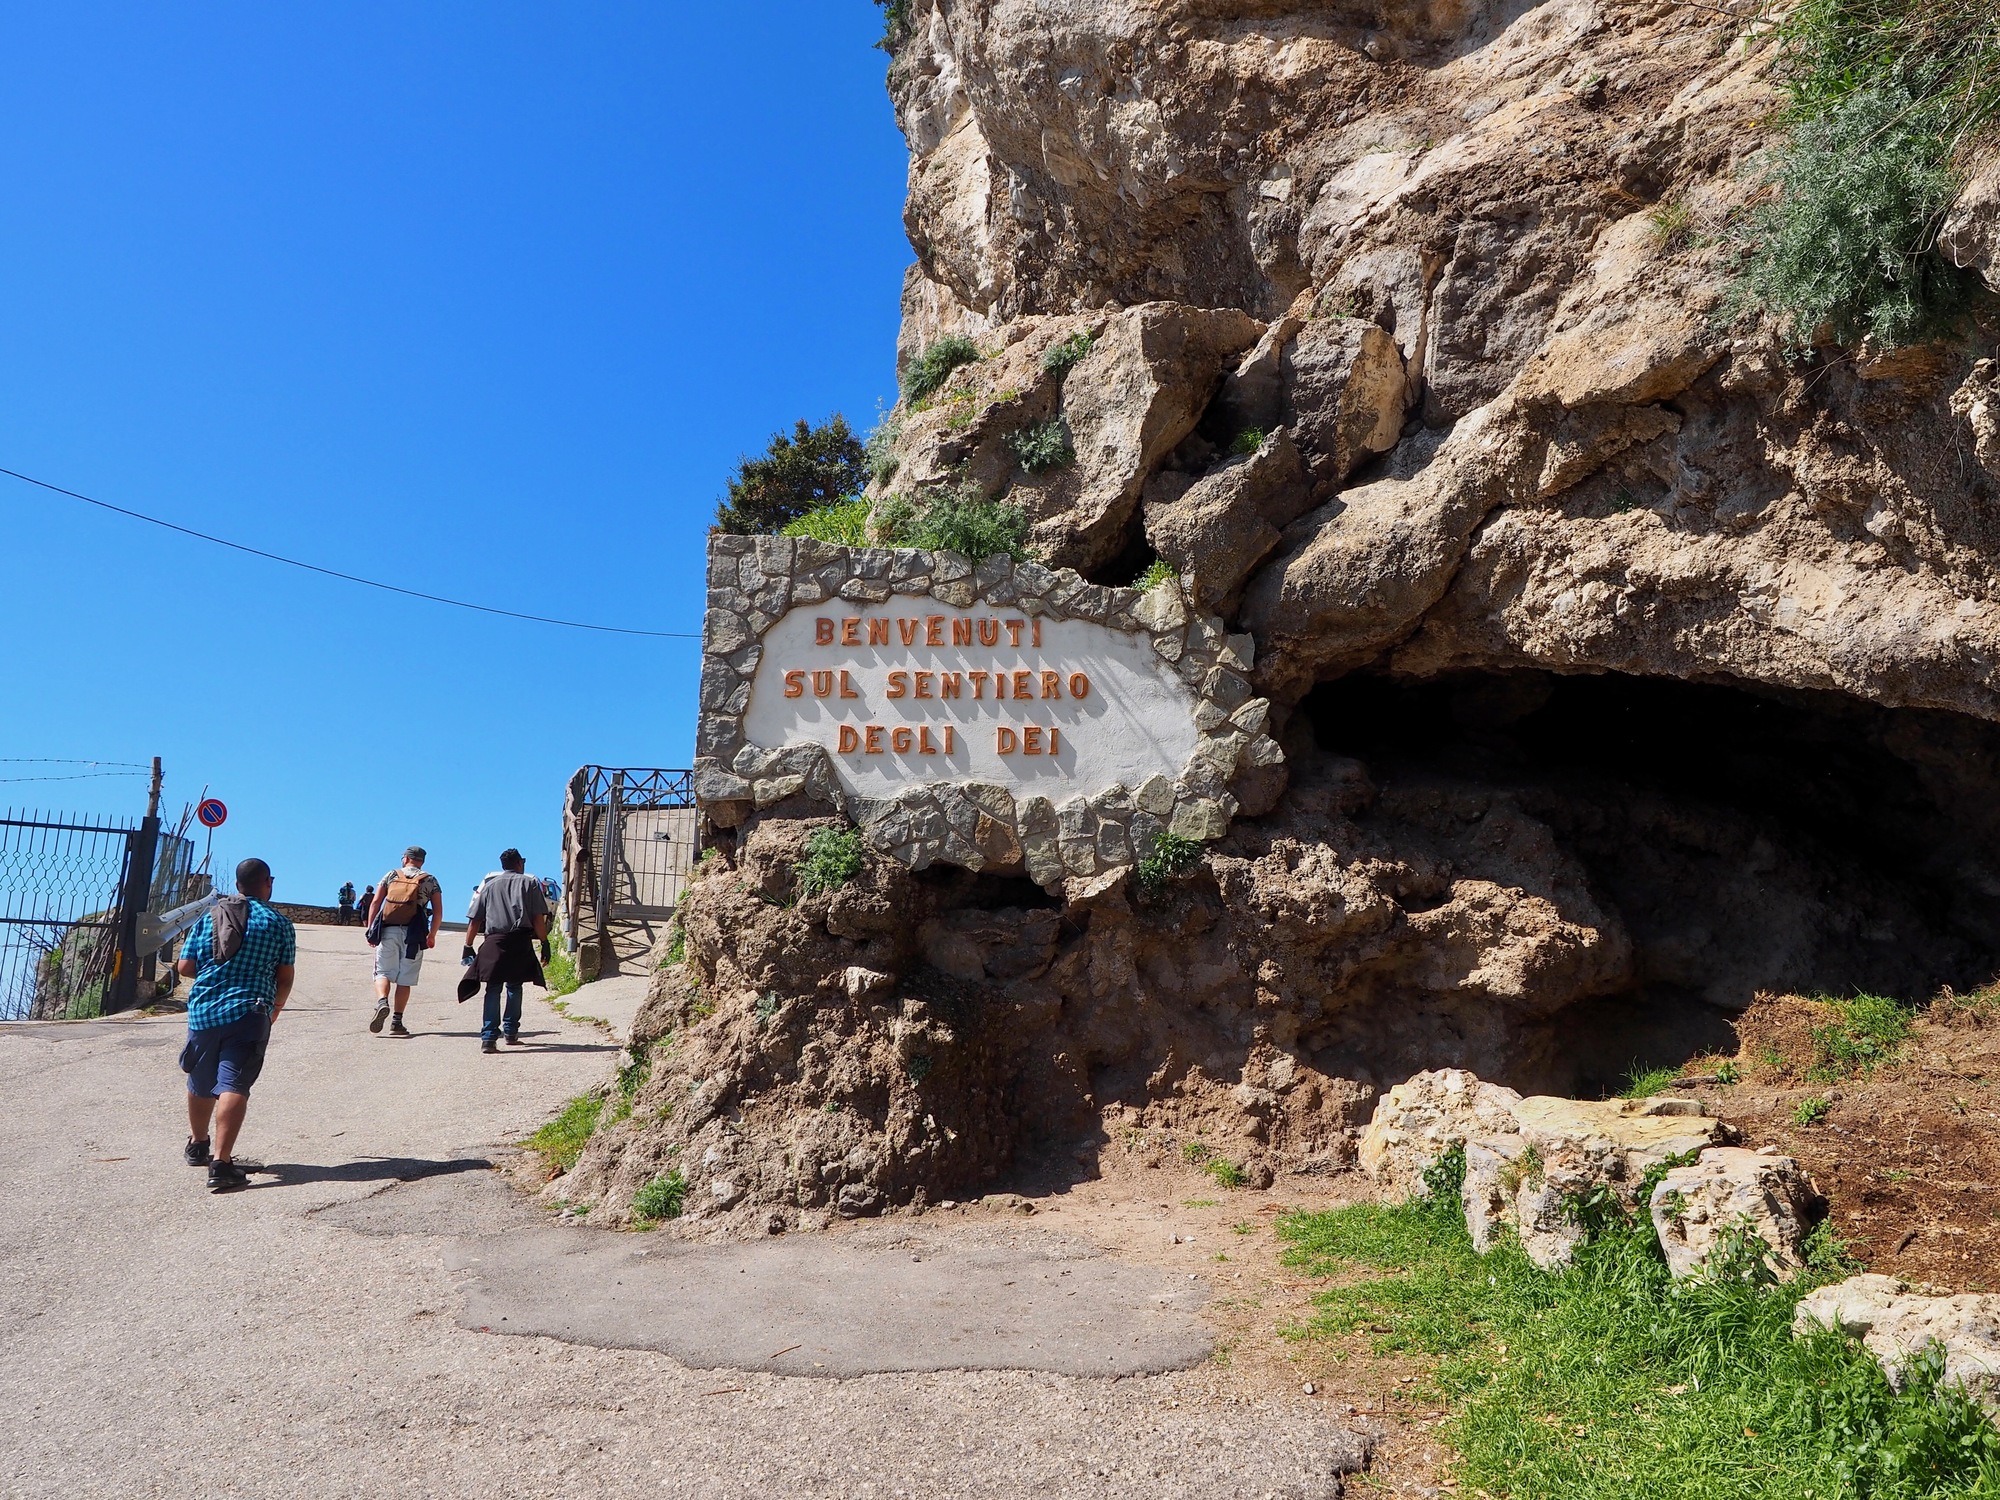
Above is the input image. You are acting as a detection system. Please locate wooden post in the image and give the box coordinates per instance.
[595,771,623,979]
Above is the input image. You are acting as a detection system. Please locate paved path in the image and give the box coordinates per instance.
[0,927,1366,1498]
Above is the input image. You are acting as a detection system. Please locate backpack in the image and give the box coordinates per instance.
[378,870,429,926]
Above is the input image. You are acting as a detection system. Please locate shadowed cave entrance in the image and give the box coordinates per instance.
[1301,669,2000,1093]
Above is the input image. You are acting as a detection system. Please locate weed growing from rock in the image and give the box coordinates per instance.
[1006,418,1074,474]
[1204,1158,1248,1189]
[901,335,980,402]
[793,827,865,901]
[542,929,581,996]
[1227,428,1267,458]
[1133,558,1178,593]
[630,1168,687,1225]
[528,1093,603,1174]
[865,409,902,485]
[1646,201,1694,252]
[1135,831,1205,901]
[1040,330,1094,376]
[878,485,1033,562]
[779,497,872,546]
[1279,1141,2000,1496]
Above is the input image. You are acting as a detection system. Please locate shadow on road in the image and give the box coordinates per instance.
[253,1155,494,1188]
[398,1030,619,1054]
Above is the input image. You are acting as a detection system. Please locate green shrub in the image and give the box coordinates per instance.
[1005,418,1073,474]
[1278,1140,2000,1497]
[528,1093,603,1174]
[1040,330,1094,376]
[879,485,1033,562]
[1181,1140,1212,1165]
[873,0,912,53]
[1134,831,1204,900]
[1793,1094,1834,1126]
[794,827,865,901]
[779,497,872,546]
[608,1045,653,1125]
[630,1169,687,1225]
[714,416,868,535]
[902,335,980,402]
[1808,992,1916,1079]
[1134,558,1178,592]
[1227,428,1266,457]
[865,410,903,485]
[1646,201,1693,251]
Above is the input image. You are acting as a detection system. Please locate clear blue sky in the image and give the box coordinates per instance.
[0,4,909,908]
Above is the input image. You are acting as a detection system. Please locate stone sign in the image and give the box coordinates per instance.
[694,534,1283,886]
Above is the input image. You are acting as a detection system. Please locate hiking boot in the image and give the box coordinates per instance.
[503,1033,524,1047]
[207,1159,250,1193]
[369,1000,390,1034]
[481,1039,498,1054]
[184,1136,212,1167]
[389,1016,411,1037]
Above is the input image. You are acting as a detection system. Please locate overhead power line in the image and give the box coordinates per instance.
[0,466,700,640]
[0,758,151,768]
[0,770,147,783]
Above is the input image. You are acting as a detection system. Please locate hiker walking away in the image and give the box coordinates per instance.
[176,857,295,1193]
[457,848,549,1053]
[337,881,356,925]
[363,846,443,1036]
[355,884,374,930]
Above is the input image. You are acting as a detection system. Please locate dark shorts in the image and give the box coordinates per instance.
[180,1012,272,1098]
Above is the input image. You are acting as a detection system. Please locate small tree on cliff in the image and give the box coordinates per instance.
[713,416,868,535]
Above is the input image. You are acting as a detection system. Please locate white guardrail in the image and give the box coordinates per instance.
[134,892,222,957]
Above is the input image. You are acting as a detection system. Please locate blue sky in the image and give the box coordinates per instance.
[0,4,909,908]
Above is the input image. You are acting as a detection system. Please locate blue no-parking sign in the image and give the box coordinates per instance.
[196,798,228,829]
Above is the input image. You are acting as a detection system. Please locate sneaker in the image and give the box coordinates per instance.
[207,1159,250,1193]
[389,1016,411,1037]
[184,1136,212,1167]
[503,1034,524,1047]
[369,1000,390,1034]
[481,1039,498,1054]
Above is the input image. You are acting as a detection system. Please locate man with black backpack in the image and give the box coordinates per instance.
[362,845,444,1037]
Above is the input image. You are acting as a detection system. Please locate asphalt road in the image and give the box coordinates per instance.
[0,925,1367,1499]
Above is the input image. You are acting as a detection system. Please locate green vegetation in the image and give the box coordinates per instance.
[865,409,902,485]
[793,826,866,901]
[1005,418,1074,474]
[1793,1094,1834,1126]
[663,919,685,970]
[608,1044,655,1125]
[1716,1058,1741,1085]
[543,928,581,997]
[630,1169,687,1225]
[1742,0,1996,349]
[878,485,1033,562]
[905,1053,933,1083]
[1227,428,1267,458]
[1134,558,1178,593]
[754,990,781,1027]
[1279,1143,2000,1497]
[873,0,912,53]
[779,497,872,546]
[528,1093,604,1174]
[1180,1139,1212,1165]
[1204,1158,1248,1189]
[1617,1062,1683,1100]
[1134,831,1205,900]
[901,335,981,402]
[714,416,868,535]
[1808,992,1917,1079]
[1040,329,1094,376]
[1646,201,1694,251]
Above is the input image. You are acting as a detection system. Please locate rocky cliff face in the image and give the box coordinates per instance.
[561,0,2000,1229]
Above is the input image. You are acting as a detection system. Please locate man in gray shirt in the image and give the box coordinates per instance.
[460,848,550,1052]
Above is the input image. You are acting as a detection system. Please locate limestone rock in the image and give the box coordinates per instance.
[1649,1147,1818,1281]
[1951,360,2000,480]
[1286,316,1408,495]
[1358,1067,1524,1199]
[1143,429,1312,611]
[1795,1276,2000,1421]
[1941,160,2000,294]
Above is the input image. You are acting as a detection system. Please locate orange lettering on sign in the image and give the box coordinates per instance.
[1005,619,1024,648]
[1048,726,1060,755]
[1012,670,1033,698]
[1068,672,1091,699]
[914,671,933,699]
[899,618,920,646]
[838,725,860,753]
[867,618,890,646]
[783,670,805,698]
[945,725,956,754]
[839,670,860,699]
[969,671,988,699]
[940,672,962,699]
[1041,670,1061,699]
[919,725,938,755]
[996,727,1018,754]
[978,619,999,647]
[892,726,913,753]
[926,615,946,646]
[815,618,835,645]
[952,618,973,646]
[812,670,834,698]
[864,726,884,754]
[841,618,861,646]
[1023,726,1044,755]
[886,670,908,698]
[1032,618,1042,649]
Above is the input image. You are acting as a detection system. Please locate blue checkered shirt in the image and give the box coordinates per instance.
[182,901,297,1031]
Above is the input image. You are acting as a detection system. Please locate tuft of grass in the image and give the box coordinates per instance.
[901,335,980,402]
[1041,329,1094,376]
[793,827,865,901]
[780,497,873,546]
[608,1045,654,1126]
[1204,1158,1248,1189]
[1793,1094,1834,1126]
[1646,201,1694,252]
[1006,418,1074,474]
[1617,1062,1683,1100]
[754,990,781,1027]
[1226,428,1267,458]
[1135,831,1205,901]
[1716,1058,1741,1085]
[877,484,1033,562]
[1133,558,1178,593]
[630,1168,687,1226]
[1181,1140,1212,1165]
[528,1093,603,1175]
[1278,1141,2000,1497]
[542,928,581,997]
[1807,992,1916,1079]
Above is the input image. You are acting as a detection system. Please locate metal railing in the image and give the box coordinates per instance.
[0,809,137,1020]
[561,766,698,978]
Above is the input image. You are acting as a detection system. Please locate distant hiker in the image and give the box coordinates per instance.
[175,857,296,1193]
[363,846,444,1037]
[356,884,374,927]
[337,881,356,925]
[457,848,549,1053]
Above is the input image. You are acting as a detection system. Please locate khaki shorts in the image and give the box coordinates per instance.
[373,926,425,985]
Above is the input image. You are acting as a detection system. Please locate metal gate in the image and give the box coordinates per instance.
[561,767,698,979]
[0,809,140,1020]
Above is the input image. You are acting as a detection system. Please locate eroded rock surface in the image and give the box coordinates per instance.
[1649,1146,1819,1281]
[1796,1276,2000,1422]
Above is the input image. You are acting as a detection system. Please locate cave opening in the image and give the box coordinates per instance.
[1298,668,2000,1093]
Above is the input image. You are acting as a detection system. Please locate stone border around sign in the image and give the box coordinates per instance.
[693,534,1284,887]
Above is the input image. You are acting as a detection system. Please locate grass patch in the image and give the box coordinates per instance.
[1647,200,1694,252]
[607,1044,654,1125]
[1134,831,1205,901]
[1618,1062,1683,1100]
[1204,1158,1248,1189]
[1041,329,1094,375]
[1181,1139,1212,1165]
[1808,992,1916,1079]
[1006,418,1074,473]
[1134,558,1178,592]
[901,335,980,402]
[780,497,872,546]
[793,827,865,901]
[528,1093,603,1174]
[865,409,902,486]
[630,1168,687,1226]
[878,485,1033,562]
[542,928,581,997]
[1227,427,1267,458]
[1279,1146,2000,1497]
[1793,1094,1834,1126]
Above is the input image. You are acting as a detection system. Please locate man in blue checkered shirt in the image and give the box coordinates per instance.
[175,857,296,1192]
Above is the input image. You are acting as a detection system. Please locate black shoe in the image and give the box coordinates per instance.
[481,1039,498,1054]
[369,1001,390,1034]
[503,1033,524,1046]
[390,1016,411,1037]
[184,1137,212,1167]
[207,1159,250,1193]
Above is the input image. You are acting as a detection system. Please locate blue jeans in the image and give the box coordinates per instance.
[481,980,522,1043]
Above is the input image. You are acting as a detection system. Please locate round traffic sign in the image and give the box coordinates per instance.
[197,798,228,829]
